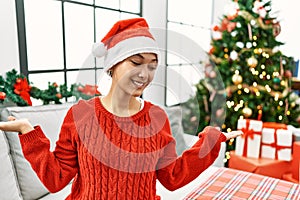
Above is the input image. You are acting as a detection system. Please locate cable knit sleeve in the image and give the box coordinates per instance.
[19,108,79,193]
[156,126,226,191]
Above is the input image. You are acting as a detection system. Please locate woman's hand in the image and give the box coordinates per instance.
[0,116,34,134]
[223,130,243,141]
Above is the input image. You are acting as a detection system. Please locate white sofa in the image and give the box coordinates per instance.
[0,103,225,200]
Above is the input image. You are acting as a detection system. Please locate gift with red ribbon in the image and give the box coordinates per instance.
[261,122,293,161]
[235,119,263,158]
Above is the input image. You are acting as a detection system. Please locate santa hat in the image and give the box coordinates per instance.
[92,18,160,71]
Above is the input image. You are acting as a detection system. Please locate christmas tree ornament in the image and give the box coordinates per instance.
[232,73,243,85]
[230,50,238,60]
[246,42,252,48]
[236,42,244,49]
[0,91,6,100]
[247,56,258,68]
[224,1,239,20]
[247,23,253,40]
[284,70,292,78]
[273,77,281,84]
[252,0,267,18]
[242,105,253,118]
[273,22,281,37]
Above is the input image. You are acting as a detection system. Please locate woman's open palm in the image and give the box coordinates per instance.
[0,116,34,134]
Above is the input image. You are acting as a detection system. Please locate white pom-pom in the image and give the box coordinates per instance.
[92,42,107,57]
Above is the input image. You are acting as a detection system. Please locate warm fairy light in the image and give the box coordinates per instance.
[261,64,265,69]
[259,74,264,79]
[253,36,257,40]
[222,124,226,129]
[274,93,279,101]
[254,49,259,54]
[238,84,242,89]
[256,91,260,96]
[227,101,232,108]
[224,48,229,52]
[266,75,271,79]
[262,71,266,76]
[240,100,244,104]
[279,101,283,106]
[238,90,242,95]
[224,54,229,59]
[273,72,280,77]
[265,85,271,92]
[253,42,257,47]
[227,128,232,132]
[287,111,291,115]
[235,70,239,74]
[253,82,257,87]
[279,115,283,120]
[244,88,250,93]
[258,48,263,54]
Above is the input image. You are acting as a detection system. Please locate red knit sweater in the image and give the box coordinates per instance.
[19,97,226,200]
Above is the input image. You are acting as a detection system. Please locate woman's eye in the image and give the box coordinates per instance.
[148,64,157,70]
[131,60,141,65]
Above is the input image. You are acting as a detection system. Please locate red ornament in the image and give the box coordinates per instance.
[13,77,32,106]
[284,70,292,78]
[220,18,236,33]
[0,91,6,100]
[273,22,281,37]
[56,93,62,99]
[53,82,58,88]
[209,46,215,54]
[213,25,219,31]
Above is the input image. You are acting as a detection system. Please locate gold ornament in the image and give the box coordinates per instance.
[242,106,252,118]
[247,56,258,68]
[232,74,243,85]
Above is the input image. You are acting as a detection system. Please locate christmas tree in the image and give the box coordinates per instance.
[182,0,300,158]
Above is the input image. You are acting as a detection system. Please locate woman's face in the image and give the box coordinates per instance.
[111,53,158,97]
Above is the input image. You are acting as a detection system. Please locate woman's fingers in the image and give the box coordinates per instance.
[0,118,34,134]
[7,116,16,121]
[223,130,243,141]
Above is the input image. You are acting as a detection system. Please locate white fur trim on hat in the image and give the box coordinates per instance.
[103,36,160,71]
[92,42,107,57]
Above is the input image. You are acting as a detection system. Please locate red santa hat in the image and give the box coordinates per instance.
[92,18,160,71]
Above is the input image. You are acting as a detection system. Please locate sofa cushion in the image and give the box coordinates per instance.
[0,130,22,200]
[0,103,73,200]
[163,106,188,155]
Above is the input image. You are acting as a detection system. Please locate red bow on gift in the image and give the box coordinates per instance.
[78,84,101,96]
[240,120,261,157]
[14,77,32,106]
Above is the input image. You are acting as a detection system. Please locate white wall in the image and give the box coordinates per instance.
[0,0,20,75]
[142,0,167,106]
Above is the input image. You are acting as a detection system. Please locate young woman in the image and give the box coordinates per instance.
[0,18,242,200]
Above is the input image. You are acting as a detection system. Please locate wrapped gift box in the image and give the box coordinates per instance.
[287,125,300,141]
[235,119,263,158]
[282,173,299,184]
[292,141,300,181]
[229,151,291,179]
[261,122,293,161]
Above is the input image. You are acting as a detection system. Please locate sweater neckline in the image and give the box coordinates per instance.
[94,97,150,121]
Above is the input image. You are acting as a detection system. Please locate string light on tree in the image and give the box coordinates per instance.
[247,56,258,68]
[232,70,243,85]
